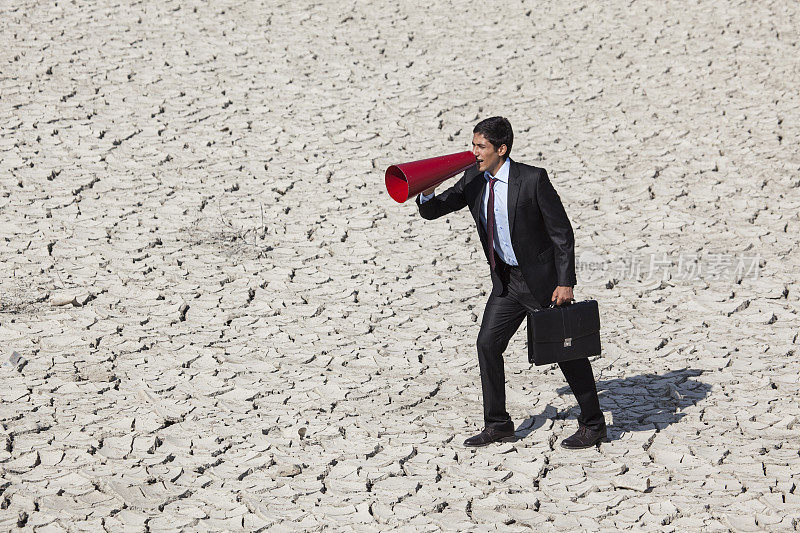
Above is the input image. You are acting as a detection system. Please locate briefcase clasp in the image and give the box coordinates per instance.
[564,337,572,347]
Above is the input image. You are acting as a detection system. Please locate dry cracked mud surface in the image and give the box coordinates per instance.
[1,0,799,531]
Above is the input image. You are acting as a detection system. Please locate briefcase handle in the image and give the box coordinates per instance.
[549,298,575,309]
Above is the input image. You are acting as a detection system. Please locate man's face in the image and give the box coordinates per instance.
[472,132,506,175]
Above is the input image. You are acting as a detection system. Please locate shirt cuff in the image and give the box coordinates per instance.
[418,192,434,203]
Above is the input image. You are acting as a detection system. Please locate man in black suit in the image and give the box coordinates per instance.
[417,117,606,449]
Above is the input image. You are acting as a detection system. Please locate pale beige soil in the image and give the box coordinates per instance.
[1,1,799,531]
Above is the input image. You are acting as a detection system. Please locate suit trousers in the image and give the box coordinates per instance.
[476,263,605,432]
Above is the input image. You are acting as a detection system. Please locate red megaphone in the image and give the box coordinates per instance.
[385,151,477,203]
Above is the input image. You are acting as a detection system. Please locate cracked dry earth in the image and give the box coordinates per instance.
[0,0,799,531]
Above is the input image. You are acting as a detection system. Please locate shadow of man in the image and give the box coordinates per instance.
[515,368,711,442]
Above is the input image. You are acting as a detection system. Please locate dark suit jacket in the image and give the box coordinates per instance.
[416,160,576,307]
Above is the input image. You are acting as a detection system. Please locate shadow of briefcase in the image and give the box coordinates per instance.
[527,300,601,366]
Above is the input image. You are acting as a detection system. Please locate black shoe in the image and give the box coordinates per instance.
[463,427,516,447]
[560,425,608,449]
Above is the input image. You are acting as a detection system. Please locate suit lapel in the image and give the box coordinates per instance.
[507,160,521,238]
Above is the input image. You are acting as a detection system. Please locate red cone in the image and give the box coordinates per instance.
[385,151,477,203]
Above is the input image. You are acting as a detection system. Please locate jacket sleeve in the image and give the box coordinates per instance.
[415,172,469,220]
[536,169,577,287]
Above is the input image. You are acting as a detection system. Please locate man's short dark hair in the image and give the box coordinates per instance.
[473,117,513,158]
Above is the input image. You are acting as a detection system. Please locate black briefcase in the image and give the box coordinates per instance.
[527,300,601,365]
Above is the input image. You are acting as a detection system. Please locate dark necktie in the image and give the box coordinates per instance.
[486,177,499,271]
